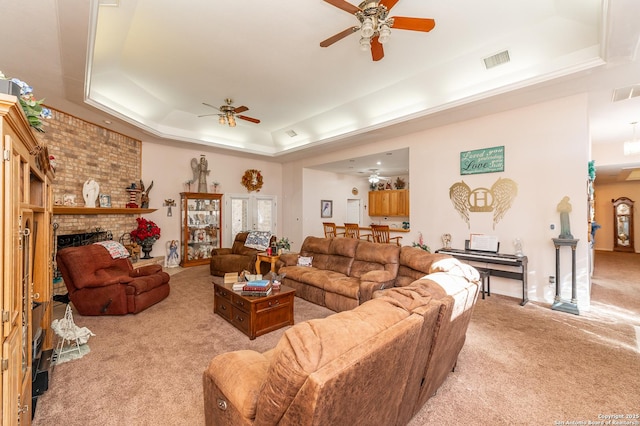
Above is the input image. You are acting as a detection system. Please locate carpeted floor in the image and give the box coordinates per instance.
[33,251,640,425]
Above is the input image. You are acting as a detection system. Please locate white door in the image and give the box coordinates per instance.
[346,199,361,224]
[225,194,276,246]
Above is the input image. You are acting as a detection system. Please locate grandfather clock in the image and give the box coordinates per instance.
[612,197,634,253]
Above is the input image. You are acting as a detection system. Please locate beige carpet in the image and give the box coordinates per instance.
[33,251,640,425]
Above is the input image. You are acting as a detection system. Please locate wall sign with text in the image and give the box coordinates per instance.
[460,146,504,175]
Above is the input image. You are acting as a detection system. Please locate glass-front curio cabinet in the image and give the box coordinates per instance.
[180,192,223,266]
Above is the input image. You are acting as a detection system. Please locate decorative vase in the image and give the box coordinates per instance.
[141,241,154,259]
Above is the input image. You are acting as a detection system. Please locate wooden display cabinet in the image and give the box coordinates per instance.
[368,189,409,216]
[179,192,222,267]
[1,93,55,425]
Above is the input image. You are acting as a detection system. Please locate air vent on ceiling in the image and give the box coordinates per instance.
[285,130,297,137]
[612,84,640,102]
[483,50,510,69]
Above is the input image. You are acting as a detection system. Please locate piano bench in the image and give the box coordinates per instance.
[476,268,490,299]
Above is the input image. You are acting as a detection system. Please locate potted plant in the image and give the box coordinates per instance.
[276,237,291,255]
[130,217,161,259]
[0,71,52,132]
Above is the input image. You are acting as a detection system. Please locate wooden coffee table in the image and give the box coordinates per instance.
[213,282,295,339]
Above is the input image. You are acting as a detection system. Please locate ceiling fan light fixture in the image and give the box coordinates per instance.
[361,17,375,38]
[228,114,236,127]
[378,23,391,43]
[218,115,226,125]
[359,36,371,51]
[368,174,380,184]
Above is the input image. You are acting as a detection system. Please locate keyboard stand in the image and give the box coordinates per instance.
[436,248,528,306]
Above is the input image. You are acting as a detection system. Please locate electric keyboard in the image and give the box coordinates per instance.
[436,248,529,305]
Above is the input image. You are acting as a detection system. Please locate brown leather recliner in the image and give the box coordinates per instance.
[56,244,170,316]
[209,232,276,276]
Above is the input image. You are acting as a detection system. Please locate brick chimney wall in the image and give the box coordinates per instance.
[37,108,143,242]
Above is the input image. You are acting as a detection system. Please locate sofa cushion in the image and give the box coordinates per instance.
[396,247,451,287]
[254,298,411,423]
[299,236,332,270]
[350,240,400,278]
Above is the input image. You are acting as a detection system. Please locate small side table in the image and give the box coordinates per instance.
[551,238,580,315]
[255,252,280,274]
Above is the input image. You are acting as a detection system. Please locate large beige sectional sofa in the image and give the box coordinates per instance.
[276,235,452,311]
[203,236,480,425]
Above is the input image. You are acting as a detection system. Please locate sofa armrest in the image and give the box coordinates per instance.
[277,252,299,267]
[211,248,233,256]
[203,350,270,422]
[129,264,163,277]
[359,270,397,302]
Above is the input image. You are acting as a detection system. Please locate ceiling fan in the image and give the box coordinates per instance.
[320,0,436,61]
[199,98,261,127]
[367,169,390,183]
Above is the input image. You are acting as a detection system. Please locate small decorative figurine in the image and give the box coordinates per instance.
[557,196,573,239]
[82,179,100,208]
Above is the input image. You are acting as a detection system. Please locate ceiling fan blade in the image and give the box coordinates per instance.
[391,17,436,32]
[371,36,384,61]
[202,102,220,111]
[237,115,261,124]
[323,0,361,15]
[320,26,359,47]
[379,0,400,11]
[197,113,219,118]
[233,106,249,114]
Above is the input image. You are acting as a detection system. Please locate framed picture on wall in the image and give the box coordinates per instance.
[321,200,333,218]
[99,193,112,208]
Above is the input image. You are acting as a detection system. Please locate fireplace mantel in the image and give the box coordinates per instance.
[53,207,157,215]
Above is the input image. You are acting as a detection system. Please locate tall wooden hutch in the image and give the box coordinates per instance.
[179,192,222,267]
[1,93,55,424]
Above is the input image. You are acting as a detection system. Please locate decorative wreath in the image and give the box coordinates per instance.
[241,169,263,192]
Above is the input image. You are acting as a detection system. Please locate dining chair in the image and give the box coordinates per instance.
[322,222,344,238]
[370,224,402,246]
[344,223,372,241]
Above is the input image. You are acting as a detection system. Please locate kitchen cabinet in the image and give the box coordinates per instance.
[368,189,409,216]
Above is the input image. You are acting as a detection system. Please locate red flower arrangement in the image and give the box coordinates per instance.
[130,217,161,245]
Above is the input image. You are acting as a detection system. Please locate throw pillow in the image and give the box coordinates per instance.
[94,241,131,259]
[297,256,313,267]
[244,231,272,250]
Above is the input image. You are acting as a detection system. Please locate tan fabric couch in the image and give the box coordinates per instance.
[203,256,480,425]
[276,236,401,312]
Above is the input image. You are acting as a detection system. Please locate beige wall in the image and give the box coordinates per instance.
[140,142,283,257]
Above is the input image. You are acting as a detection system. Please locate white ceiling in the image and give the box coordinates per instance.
[1,0,640,182]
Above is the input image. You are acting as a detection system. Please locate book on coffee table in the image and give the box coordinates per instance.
[241,285,272,297]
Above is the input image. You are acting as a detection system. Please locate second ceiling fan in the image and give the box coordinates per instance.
[199,99,260,127]
[320,0,435,61]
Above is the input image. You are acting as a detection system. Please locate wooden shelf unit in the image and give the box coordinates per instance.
[1,93,55,425]
[53,207,157,215]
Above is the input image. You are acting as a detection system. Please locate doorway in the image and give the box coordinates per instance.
[225,194,277,246]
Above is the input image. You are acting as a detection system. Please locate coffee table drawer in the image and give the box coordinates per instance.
[232,308,250,335]
[214,296,233,320]
[256,293,292,312]
[215,286,233,303]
